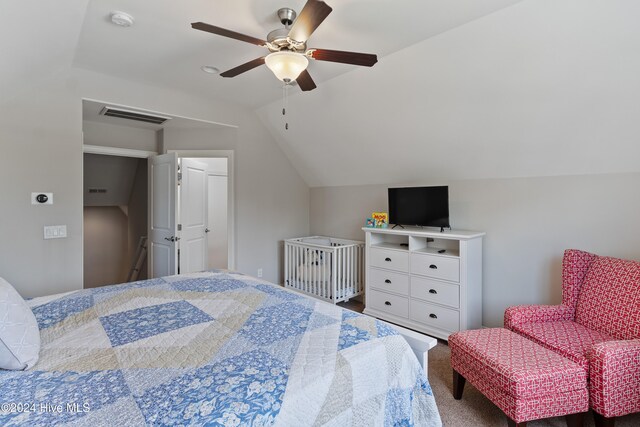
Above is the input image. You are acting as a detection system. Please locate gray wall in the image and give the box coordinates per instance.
[0,67,309,298]
[83,206,128,288]
[310,173,640,327]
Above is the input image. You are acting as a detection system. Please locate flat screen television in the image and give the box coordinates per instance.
[388,186,450,230]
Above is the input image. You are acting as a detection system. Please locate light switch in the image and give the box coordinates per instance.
[44,225,67,239]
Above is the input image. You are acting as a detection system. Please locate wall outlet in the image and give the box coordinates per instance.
[257,268,263,278]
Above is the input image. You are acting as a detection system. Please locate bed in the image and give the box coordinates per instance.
[0,271,441,426]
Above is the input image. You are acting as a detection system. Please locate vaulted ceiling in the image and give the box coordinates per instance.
[9,1,637,190]
[2,0,523,107]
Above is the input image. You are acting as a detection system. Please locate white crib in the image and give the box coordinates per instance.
[284,236,365,304]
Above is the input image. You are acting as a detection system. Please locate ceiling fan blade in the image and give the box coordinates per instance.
[191,22,267,47]
[296,69,317,91]
[288,0,333,43]
[309,48,378,67]
[219,57,266,78]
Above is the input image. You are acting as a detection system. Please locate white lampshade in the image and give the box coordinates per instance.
[265,51,309,82]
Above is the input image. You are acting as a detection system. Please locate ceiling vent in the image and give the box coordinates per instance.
[99,106,170,125]
[88,188,108,194]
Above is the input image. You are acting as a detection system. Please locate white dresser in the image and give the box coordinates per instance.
[362,227,484,340]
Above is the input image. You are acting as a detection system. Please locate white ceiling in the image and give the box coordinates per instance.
[69,0,523,108]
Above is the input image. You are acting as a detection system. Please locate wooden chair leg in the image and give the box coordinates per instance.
[507,418,526,427]
[452,369,465,400]
[593,412,615,427]
[566,412,585,427]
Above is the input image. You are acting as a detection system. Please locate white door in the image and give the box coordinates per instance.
[149,152,178,278]
[208,174,228,269]
[179,159,208,274]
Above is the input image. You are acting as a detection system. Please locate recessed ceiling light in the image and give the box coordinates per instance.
[201,66,220,75]
[110,11,135,27]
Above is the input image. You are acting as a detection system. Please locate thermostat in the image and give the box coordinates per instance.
[32,192,53,205]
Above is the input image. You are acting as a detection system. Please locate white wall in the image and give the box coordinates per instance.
[310,173,640,327]
[0,66,309,297]
[83,121,158,152]
[162,127,309,283]
[258,0,640,187]
[252,0,640,326]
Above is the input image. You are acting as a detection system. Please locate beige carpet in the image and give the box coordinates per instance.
[428,340,640,426]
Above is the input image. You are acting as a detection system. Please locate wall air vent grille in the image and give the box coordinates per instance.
[88,188,108,194]
[99,106,170,125]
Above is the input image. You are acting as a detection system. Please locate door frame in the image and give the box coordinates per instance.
[167,150,236,271]
[81,145,157,288]
[83,144,157,159]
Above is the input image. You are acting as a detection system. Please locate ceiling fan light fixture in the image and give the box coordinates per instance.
[265,51,309,82]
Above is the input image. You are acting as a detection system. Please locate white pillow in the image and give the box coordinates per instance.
[0,277,41,370]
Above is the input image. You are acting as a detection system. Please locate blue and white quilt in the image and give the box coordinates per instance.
[0,271,441,426]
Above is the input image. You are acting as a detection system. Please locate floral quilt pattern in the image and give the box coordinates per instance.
[0,271,441,426]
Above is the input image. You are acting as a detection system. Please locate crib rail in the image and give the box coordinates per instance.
[284,236,364,304]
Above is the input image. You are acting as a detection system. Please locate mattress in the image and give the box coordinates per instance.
[0,271,441,426]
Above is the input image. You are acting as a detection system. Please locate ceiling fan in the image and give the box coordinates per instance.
[191,0,378,92]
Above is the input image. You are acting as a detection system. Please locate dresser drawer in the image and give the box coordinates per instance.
[410,300,459,333]
[411,276,459,308]
[367,289,409,318]
[370,248,409,272]
[369,268,409,296]
[410,253,460,282]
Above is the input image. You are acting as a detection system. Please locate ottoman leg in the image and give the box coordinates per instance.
[566,412,585,427]
[452,370,466,400]
[507,418,526,427]
[593,412,615,427]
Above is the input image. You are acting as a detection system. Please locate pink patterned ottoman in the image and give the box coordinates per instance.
[449,328,589,427]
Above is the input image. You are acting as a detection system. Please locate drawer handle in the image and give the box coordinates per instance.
[429,289,438,294]
[384,279,392,284]
[385,301,392,306]
[429,264,438,269]
[429,313,438,319]
[385,257,392,262]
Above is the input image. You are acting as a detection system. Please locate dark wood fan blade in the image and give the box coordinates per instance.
[296,69,317,91]
[191,22,267,47]
[309,48,378,67]
[288,1,333,42]
[220,57,266,78]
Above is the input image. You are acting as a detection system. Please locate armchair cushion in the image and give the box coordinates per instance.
[588,339,640,418]
[504,304,574,330]
[511,320,614,370]
[575,256,640,341]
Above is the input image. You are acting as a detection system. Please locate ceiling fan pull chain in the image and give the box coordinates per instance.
[283,83,290,130]
[282,84,287,116]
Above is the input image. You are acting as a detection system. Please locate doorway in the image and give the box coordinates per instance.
[149,150,234,278]
[82,99,237,287]
[83,152,149,288]
[180,157,229,271]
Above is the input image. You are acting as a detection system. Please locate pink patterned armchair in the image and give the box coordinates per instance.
[504,249,640,427]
